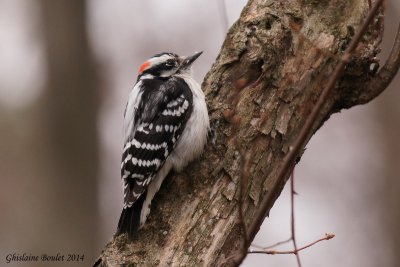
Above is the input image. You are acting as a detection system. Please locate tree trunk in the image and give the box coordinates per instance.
[39,0,100,261]
[96,0,391,266]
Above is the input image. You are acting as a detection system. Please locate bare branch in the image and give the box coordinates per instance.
[290,172,301,267]
[231,0,385,265]
[250,238,292,250]
[248,233,335,255]
[356,22,400,104]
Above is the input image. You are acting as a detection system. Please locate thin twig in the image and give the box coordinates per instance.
[249,172,297,255]
[290,171,302,267]
[231,0,385,265]
[248,233,335,255]
[250,238,292,250]
[382,23,400,75]
[217,0,229,32]
[358,22,400,104]
[251,172,302,264]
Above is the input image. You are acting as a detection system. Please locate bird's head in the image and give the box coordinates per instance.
[137,51,202,79]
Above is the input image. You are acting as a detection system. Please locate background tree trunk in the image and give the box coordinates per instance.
[97,0,389,266]
[0,1,100,264]
[39,0,100,260]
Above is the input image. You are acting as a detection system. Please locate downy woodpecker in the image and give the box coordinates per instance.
[116,52,209,238]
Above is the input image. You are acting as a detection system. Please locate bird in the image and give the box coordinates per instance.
[116,51,210,238]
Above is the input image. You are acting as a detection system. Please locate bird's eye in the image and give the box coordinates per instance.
[165,60,174,67]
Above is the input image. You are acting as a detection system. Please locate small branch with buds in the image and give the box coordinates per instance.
[248,233,335,255]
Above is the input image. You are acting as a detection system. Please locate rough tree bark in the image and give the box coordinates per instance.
[96,0,396,266]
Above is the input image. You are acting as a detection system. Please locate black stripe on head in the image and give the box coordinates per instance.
[152,52,178,58]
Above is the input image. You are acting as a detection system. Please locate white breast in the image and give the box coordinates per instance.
[168,74,210,171]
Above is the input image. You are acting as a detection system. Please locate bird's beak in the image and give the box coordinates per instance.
[179,51,203,69]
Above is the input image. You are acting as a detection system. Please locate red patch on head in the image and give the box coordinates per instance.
[139,61,151,74]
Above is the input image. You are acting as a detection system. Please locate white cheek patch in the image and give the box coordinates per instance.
[160,69,177,77]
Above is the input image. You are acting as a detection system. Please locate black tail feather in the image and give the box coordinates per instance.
[116,191,147,239]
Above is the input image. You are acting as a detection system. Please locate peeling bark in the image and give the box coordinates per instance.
[96,0,388,266]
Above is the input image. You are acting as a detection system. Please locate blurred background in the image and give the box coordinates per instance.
[0,1,399,266]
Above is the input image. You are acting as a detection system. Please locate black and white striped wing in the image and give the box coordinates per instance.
[121,79,193,208]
